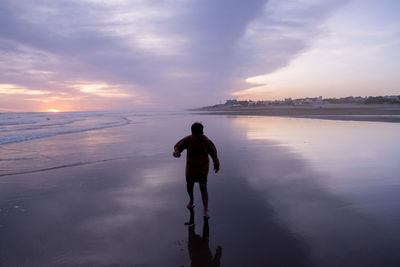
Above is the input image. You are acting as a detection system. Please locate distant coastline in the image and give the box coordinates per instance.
[192,96,400,123]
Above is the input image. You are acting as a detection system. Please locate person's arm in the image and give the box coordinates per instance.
[207,139,220,173]
[173,136,188,158]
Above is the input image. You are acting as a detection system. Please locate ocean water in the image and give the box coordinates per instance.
[0,111,135,145]
[0,112,399,266]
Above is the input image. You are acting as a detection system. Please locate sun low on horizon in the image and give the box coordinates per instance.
[47,109,61,113]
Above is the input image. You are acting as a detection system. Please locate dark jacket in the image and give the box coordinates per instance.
[174,135,219,178]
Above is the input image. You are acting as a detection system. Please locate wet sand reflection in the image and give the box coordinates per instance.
[0,115,399,266]
[185,208,222,267]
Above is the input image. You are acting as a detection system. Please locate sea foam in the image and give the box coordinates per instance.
[0,111,132,145]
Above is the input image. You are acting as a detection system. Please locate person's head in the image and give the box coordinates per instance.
[191,122,204,137]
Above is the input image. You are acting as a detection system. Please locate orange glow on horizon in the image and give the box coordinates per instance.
[47,109,60,112]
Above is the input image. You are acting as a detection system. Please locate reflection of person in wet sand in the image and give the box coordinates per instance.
[186,208,222,267]
[173,122,220,218]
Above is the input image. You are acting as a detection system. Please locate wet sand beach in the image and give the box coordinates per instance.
[1,113,400,266]
[195,104,400,122]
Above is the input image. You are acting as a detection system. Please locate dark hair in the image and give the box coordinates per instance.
[191,122,204,136]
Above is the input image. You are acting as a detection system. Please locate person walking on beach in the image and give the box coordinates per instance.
[173,122,220,218]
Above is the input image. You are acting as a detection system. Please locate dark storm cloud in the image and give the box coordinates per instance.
[0,0,347,108]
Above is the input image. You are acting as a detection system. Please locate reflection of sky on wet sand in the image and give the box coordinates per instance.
[232,116,400,218]
[230,116,400,266]
[235,116,400,181]
[0,114,399,266]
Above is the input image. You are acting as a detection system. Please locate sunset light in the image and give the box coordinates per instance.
[1,1,400,266]
[1,1,399,111]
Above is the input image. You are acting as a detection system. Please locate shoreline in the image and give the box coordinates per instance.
[1,113,400,266]
[192,104,400,123]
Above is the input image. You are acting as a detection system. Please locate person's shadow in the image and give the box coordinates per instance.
[185,208,222,267]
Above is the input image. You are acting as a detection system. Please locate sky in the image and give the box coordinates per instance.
[0,0,399,112]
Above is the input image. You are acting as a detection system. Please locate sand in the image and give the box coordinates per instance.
[194,104,400,122]
[1,114,399,266]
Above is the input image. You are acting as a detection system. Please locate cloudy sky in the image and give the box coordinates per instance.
[0,0,399,112]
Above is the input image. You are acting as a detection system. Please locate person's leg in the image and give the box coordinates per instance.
[186,179,195,208]
[199,183,209,217]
